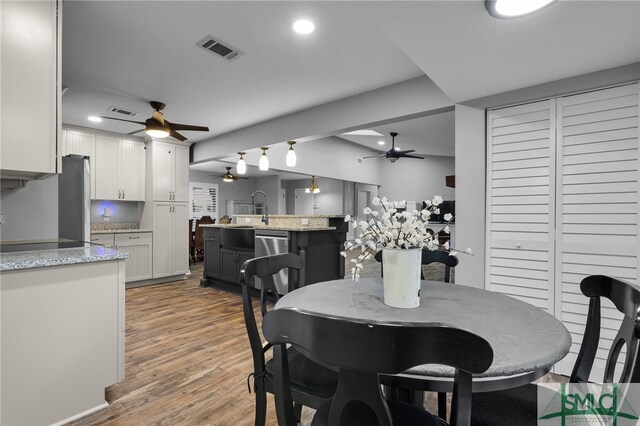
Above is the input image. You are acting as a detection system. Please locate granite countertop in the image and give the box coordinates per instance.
[200,224,336,232]
[91,229,153,235]
[0,246,128,272]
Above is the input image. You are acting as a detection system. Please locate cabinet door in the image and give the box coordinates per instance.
[63,129,97,198]
[0,0,58,174]
[115,233,152,282]
[204,238,221,278]
[236,251,255,283]
[119,139,146,201]
[152,142,174,201]
[95,136,121,200]
[220,249,238,282]
[90,233,115,248]
[173,145,189,202]
[172,203,189,276]
[152,203,173,278]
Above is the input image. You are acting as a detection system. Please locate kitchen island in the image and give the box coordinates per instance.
[200,215,347,293]
[0,245,127,425]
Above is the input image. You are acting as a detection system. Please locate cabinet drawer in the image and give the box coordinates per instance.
[115,232,152,246]
[90,234,115,246]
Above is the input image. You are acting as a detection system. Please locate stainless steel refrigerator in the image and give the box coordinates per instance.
[58,155,91,242]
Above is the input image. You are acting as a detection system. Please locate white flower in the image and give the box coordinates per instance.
[433,195,443,206]
[449,250,458,257]
[355,238,362,245]
[443,225,450,234]
[344,214,351,222]
[443,213,453,222]
[340,251,347,258]
[443,241,449,250]
[371,211,379,217]
[367,241,377,250]
[372,197,381,206]
[465,248,473,255]
[424,200,432,207]
[363,207,372,215]
[351,259,357,264]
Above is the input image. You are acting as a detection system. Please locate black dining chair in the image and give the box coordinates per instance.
[240,253,338,426]
[374,249,459,283]
[375,248,459,417]
[470,275,640,425]
[263,308,494,426]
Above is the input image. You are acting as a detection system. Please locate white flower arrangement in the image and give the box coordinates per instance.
[341,196,472,281]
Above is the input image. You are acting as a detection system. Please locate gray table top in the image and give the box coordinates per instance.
[275,278,571,379]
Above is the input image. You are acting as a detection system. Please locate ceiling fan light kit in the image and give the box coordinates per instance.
[286,141,297,167]
[100,101,209,142]
[236,152,247,175]
[259,147,269,171]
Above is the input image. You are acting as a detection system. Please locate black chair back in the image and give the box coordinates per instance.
[263,308,493,426]
[571,275,640,384]
[240,254,304,392]
[374,249,459,282]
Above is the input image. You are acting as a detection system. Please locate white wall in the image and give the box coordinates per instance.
[454,105,486,289]
[377,156,454,204]
[0,175,59,241]
[255,175,281,214]
[189,170,256,217]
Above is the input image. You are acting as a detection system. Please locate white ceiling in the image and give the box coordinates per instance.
[190,159,309,181]
[61,1,640,158]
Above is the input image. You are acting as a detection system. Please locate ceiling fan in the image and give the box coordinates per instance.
[215,167,249,183]
[364,132,424,162]
[100,101,209,142]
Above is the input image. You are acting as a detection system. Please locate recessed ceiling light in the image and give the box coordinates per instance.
[87,116,102,122]
[378,140,385,145]
[342,129,384,137]
[486,0,557,18]
[293,19,315,34]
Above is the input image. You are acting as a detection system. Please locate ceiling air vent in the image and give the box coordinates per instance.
[197,35,243,61]
[107,107,136,117]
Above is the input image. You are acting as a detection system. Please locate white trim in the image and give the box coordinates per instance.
[50,401,109,426]
[484,110,494,291]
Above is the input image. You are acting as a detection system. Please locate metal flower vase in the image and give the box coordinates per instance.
[382,247,422,308]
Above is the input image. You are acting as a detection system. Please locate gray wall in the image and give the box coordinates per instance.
[377,155,455,204]
[255,175,282,214]
[0,175,59,241]
[189,170,257,217]
[285,177,344,215]
[90,201,142,224]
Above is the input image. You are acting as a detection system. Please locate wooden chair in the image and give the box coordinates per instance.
[263,308,493,426]
[470,275,640,425]
[240,253,338,426]
[193,216,215,263]
[189,219,195,264]
[374,249,459,282]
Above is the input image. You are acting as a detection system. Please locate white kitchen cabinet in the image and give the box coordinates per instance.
[62,128,97,197]
[151,202,189,278]
[115,232,152,282]
[0,0,60,177]
[95,136,146,201]
[148,141,189,202]
[90,233,115,248]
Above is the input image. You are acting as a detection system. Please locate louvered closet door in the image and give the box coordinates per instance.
[555,83,640,377]
[486,100,556,311]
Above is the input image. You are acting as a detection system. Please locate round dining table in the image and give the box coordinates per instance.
[275,277,572,393]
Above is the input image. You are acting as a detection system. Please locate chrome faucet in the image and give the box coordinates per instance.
[251,190,269,225]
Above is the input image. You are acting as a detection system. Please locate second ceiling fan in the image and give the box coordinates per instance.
[364,132,424,162]
[100,101,209,142]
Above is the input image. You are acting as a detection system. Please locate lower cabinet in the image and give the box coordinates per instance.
[220,249,254,283]
[204,236,220,278]
[90,232,153,283]
[115,233,152,282]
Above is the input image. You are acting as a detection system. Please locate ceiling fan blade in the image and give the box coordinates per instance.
[100,116,146,125]
[363,154,386,159]
[399,154,424,159]
[395,150,415,154]
[127,129,145,135]
[170,129,187,142]
[152,110,165,126]
[169,122,210,132]
[236,176,249,180]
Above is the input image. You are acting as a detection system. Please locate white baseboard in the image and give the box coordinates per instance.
[51,401,109,426]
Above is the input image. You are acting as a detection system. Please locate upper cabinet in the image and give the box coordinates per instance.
[95,136,146,201]
[0,0,61,177]
[147,141,189,202]
[62,129,97,197]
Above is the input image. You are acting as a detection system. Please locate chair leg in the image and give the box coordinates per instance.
[294,402,303,423]
[438,391,447,420]
[254,380,267,426]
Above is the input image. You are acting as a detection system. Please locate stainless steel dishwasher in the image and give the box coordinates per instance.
[254,230,290,294]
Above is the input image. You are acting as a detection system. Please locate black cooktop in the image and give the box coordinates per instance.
[0,240,89,254]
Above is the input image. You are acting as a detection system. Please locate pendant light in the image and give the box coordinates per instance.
[305,176,320,193]
[236,152,247,175]
[259,147,269,171]
[286,141,297,167]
